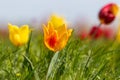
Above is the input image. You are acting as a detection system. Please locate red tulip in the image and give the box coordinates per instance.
[89,26,103,39]
[103,27,115,39]
[80,31,88,40]
[99,3,118,24]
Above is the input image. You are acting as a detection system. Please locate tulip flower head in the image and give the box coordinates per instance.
[8,23,30,46]
[43,15,73,52]
[99,3,119,24]
[89,26,103,39]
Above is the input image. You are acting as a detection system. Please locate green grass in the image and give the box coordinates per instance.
[0,31,120,80]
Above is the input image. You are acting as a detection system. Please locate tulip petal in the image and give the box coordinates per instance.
[48,22,54,34]
[56,32,68,51]
[10,33,21,46]
[43,24,49,38]
[68,29,73,37]
[49,14,65,28]
[57,24,67,37]
[111,4,119,15]
[20,25,29,44]
[45,30,58,51]
[8,23,19,34]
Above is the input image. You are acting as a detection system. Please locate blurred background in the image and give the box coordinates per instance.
[0,0,120,30]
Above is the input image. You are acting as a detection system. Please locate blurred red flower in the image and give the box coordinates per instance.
[99,3,118,24]
[103,27,115,39]
[79,31,88,40]
[89,26,103,39]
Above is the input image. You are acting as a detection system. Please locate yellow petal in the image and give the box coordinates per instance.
[67,29,73,37]
[43,24,49,38]
[56,32,68,51]
[112,4,119,15]
[10,33,21,46]
[20,25,30,44]
[57,24,67,37]
[8,23,19,34]
[49,14,66,28]
[48,22,54,34]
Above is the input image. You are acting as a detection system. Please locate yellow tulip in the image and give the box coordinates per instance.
[8,23,30,46]
[43,16,72,52]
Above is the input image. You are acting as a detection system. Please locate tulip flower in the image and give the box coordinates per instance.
[79,31,88,40]
[89,26,103,39]
[99,3,119,24]
[103,27,115,39]
[8,23,30,46]
[43,15,72,52]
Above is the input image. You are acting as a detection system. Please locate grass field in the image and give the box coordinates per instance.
[0,30,120,80]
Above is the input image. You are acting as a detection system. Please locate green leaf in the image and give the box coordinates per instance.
[46,51,59,80]
[23,55,40,80]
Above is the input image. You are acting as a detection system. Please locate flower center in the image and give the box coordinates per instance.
[48,35,57,48]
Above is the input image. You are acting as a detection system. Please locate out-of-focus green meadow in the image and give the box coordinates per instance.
[0,30,120,80]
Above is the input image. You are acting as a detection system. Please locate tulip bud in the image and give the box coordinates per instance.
[99,3,119,24]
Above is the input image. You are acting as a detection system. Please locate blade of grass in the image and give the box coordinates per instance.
[23,54,40,80]
[91,62,107,80]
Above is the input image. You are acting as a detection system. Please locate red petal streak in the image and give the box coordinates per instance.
[48,35,57,48]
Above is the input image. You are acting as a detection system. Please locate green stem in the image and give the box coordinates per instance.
[23,31,39,80]
[22,31,32,68]
[46,51,59,80]
[26,31,32,56]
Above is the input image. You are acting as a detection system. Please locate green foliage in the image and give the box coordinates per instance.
[0,31,120,80]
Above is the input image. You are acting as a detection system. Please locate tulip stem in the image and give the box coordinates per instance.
[22,31,32,76]
[22,31,32,68]
[46,51,59,80]
[91,23,102,39]
[22,31,39,80]
[26,31,32,56]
